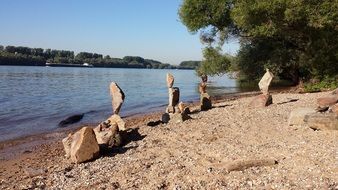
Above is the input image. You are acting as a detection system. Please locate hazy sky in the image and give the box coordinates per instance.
[0,0,239,65]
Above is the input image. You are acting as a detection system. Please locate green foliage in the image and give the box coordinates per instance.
[0,45,182,69]
[197,47,231,76]
[304,77,338,93]
[179,61,201,69]
[179,0,338,84]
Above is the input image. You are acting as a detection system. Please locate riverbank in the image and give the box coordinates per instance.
[1,91,337,189]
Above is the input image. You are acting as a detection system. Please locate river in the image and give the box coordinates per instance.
[0,66,250,142]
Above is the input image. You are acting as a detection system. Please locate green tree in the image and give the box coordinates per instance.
[179,0,338,84]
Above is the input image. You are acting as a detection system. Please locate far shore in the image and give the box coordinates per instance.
[1,89,336,189]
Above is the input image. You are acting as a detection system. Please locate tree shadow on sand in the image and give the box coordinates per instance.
[100,127,146,157]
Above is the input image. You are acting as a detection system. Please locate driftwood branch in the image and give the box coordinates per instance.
[224,159,278,173]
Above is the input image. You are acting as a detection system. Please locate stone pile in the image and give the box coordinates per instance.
[199,74,212,111]
[162,73,191,124]
[288,88,338,130]
[249,69,274,107]
[62,82,126,163]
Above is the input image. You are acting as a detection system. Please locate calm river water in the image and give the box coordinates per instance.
[0,66,250,142]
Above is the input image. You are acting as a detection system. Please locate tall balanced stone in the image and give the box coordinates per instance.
[110,82,125,114]
[166,73,180,113]
[258,69,274,95]
[250,69,274,107]
[199,74,212,111]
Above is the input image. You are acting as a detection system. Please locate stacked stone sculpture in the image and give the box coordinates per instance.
[199,74,212,111]
[62,82,126,163]
[162,73,191,123]
[249,69,274,107]
[94,82,126,149]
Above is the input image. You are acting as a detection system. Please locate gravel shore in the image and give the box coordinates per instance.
[1,91,337,189]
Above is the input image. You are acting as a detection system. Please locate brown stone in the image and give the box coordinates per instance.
[94,124,119,148]
[110,82,125,114]
[249,94,273,108]
[200,93,212,111]
[199,82,207,94]
[62,133,73,158]
[178,102,190,114]
[317,95,338,108]
[304,113,338,130]
[166,73,174,88]
[105,114,126,131]
[67,127,100,163]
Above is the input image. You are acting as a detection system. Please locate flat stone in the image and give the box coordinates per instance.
[200,93,212,111]
[166,73,174,88]
[317,95,338,107]
[69,127,100,163]
[288,107,316,126]
[304,113,338,130]
[258,69,274,95]
[249,94,272,108]
[110,82,125,114]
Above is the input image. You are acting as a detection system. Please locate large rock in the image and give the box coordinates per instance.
[258,69,274,95]
[166,73,174,88]
[110,82,125,114]
[288,107,316,126]
[249,94,272,108]
[304,113,338,130]
[317,95,338,108]
[62,127,100,163]
[200,93,212,111]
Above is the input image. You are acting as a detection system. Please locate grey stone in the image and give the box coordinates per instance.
[288,107,316,126]
[169,113,192,124]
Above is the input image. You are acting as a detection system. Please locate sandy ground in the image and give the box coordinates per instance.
[0,91,337,189]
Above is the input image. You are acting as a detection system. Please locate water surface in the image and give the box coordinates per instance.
[0,66,245,142]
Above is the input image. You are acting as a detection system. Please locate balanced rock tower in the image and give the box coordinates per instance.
[199,74,212,111]
[249,69,274,108]
[162,73,191,123]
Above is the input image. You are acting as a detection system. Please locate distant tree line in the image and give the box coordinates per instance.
[0,45,199,69]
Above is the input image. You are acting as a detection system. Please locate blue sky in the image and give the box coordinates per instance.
[0,0,239,65]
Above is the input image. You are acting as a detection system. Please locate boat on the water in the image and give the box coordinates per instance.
[45,62,93,68]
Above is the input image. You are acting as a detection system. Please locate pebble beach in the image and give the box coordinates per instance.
[0,91,337,189]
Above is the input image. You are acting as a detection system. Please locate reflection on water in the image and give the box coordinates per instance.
[0,66,248,142]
